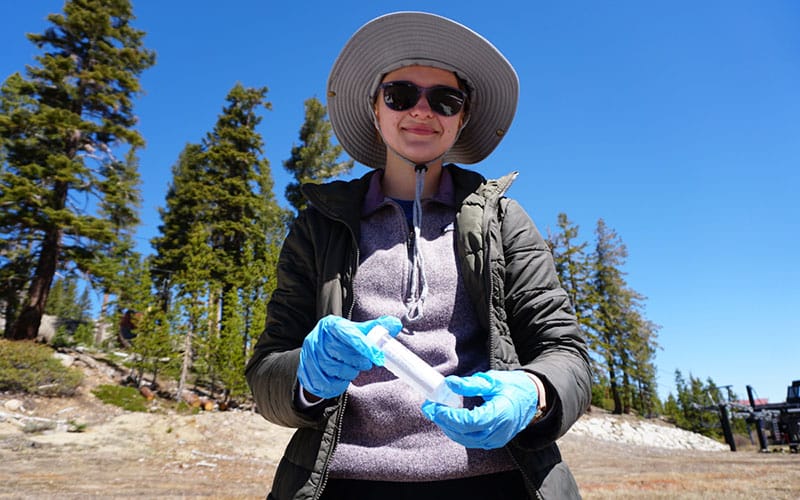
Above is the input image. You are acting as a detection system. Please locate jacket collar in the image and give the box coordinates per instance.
[300,164,513,229]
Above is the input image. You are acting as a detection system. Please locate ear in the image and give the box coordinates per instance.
[371,107,384,144]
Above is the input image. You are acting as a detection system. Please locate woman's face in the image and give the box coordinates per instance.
[375,65,465,166]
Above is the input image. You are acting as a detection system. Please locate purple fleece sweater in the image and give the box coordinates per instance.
[328,169,515,481]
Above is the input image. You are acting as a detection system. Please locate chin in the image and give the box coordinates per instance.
[401,149,449,165]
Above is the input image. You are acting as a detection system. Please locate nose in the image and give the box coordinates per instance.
[409,91,434,117]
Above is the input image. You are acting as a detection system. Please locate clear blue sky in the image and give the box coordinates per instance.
[3,1,798,404]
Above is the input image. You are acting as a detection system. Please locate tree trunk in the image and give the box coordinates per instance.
[177,318,194,402]
[11,226,62,340]
[95,292,110,346]
[606,359,623,415]
[3,292,20,339]
[620,359,632,414]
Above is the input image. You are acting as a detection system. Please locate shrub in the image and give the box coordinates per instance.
[0,340,83,396]
[91,384,148,412]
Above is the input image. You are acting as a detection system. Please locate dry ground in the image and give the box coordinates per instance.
[1,356,798,499]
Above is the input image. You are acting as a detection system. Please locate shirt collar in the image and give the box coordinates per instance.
[361,165,456,216]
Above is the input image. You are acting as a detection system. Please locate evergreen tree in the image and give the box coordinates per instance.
[546,213,594,348]
[0,74,36,337]
[122,257,173,387]
[547,214,589,317]
[44,273,94,346]
[72,285,94,345]
[129,306,174,388]
[171,222,214,402]
[45,276,78,317]
[586,219,626,413]
[666,370,728,439]
[0,237,34,337]
[89,149,142,344]
[152,84,289,400]
[0,0,155,340]
[625,312,660,415]
[151,143,208,293]
[587,219,659,414]
[283,97,354,213]
[217,287,248,401]
[202,84,284,290]
[200,83,288,399]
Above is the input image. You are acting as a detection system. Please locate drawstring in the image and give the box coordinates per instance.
[404,164,429,321]
[371,105,465,322]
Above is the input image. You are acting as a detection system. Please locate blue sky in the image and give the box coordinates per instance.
[3,1,798,404]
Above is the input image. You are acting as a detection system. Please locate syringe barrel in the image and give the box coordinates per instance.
[365,325,461,407]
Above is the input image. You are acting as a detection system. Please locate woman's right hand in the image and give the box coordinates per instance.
[297,315,403,399]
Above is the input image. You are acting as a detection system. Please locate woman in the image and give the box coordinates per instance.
[246,11,591,499]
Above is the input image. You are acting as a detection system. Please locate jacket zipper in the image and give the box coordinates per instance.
[312,241,359,500]
[483,173,516,371]
[483,177,540,499]
[485,198,497,371]
[313,391,348,500]
[315,205,408,497]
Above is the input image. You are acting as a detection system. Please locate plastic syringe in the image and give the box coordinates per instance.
[365,325,462,408]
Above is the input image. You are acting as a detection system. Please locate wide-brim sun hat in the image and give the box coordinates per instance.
[327,11,519,169]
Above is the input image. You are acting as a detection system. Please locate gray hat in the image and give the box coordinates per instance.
[327,12,519,169]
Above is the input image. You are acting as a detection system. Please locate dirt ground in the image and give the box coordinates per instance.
[1,356,798,499]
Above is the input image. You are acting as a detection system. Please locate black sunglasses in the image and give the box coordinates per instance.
[379,81,467,117]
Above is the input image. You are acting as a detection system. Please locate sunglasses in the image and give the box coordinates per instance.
[379,81,467,117]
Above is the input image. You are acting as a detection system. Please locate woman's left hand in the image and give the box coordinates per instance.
[421,370,540,450]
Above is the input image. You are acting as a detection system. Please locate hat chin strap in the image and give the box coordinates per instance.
[404,163,428,321]
[372,113,469,322]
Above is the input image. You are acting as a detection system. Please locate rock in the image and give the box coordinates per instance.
[4,399,24,412]
[53,352,75,367]
[567,414,729,451]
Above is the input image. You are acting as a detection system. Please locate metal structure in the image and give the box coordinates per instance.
[741,380,800,453]
[697,380,800,452]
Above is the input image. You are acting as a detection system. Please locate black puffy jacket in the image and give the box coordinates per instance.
[246,165,591,499]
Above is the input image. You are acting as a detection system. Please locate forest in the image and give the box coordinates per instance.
[0,0,730,438]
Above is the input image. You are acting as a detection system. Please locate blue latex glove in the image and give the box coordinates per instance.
[421,370,539,450]
[297,315,403,399]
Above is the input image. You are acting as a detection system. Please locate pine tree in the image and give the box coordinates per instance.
[283,97,354,213]
[668,370,727,439]
[122,257,172,387]
[152,84,289,400]
[586,219,625,413]
[0,0,155,340]
[0,237,33,337]
[588,218,659,414]
[217,287,248,401]
[151,143,208,291]
[546,213,592,342]
[172,222,214,402]
[202,84,283,289]
[89,149,142,344]
[45,276,77,317]
[200,83,288,399]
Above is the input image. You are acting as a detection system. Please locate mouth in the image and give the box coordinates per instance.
[402,125,438,136]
